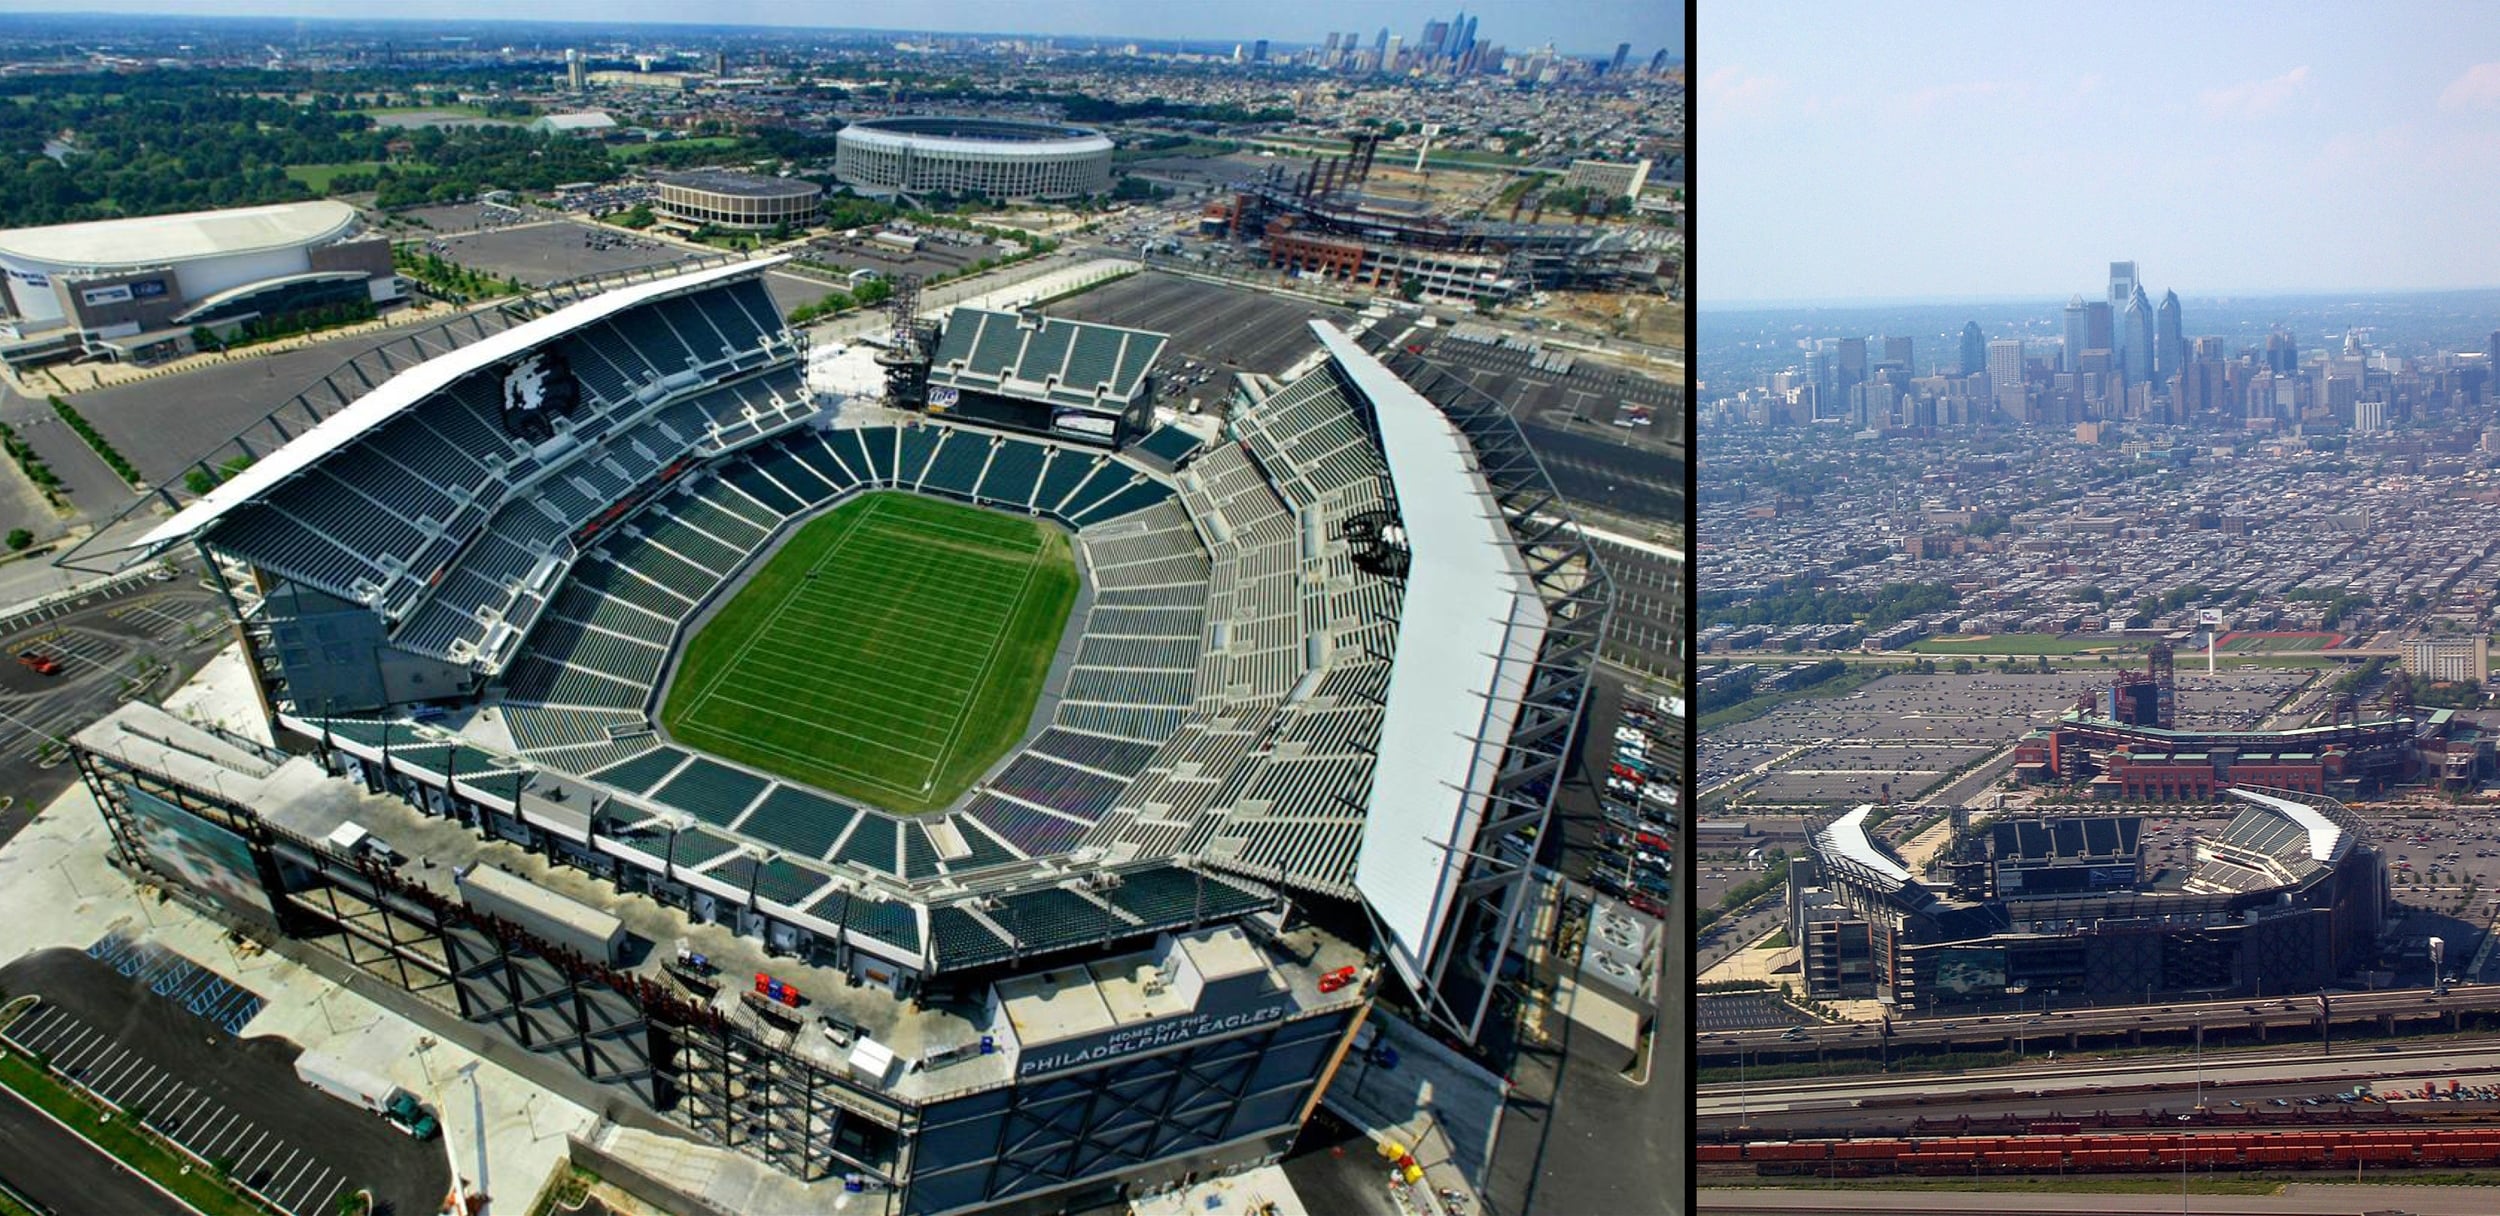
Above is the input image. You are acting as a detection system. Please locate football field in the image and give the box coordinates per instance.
[660,491,1079,813]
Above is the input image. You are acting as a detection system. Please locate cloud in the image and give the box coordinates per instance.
[2442,62,2500,109]
[1702,66,1784,121]
[2198,65,2311,120]
[1898,79,2013,117]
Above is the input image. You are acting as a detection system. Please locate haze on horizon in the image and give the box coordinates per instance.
[1703,1,2500,304]
[2,0,1681,60]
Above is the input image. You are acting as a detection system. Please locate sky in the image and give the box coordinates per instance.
[8,1,1681,60]
[1703,1,2500,305]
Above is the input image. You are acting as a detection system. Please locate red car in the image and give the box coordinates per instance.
[16,650,59,676]
[1318,965,1359,994]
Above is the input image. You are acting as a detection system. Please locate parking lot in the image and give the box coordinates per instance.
[1046,270,1361,378]
[1701,667,2311,805]
[1421,327,1685,432]
[801,229,989,283]
[406,216,685,287]
[0,578,229,840]
[0,945,449,1216]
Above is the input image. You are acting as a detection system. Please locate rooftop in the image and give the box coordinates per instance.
[0,200,360,270]
[661,170,824,199]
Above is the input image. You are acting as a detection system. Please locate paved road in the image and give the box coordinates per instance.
[0,1081,189,1215]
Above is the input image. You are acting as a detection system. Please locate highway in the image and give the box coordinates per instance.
[1701,1184,2500,1214]
[1701,982,2495,1055]
[1700,1039,2500,1121]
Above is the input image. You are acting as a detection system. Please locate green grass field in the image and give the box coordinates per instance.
[660,492,1077,813]
[283,161,381,191]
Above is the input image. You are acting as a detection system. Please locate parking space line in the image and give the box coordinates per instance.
[93,1052,150,1097]
[159,1089,212,1131]
[41,1026,105,1071]
[225,1129,273,1175]
[34,1021,98,1065]
[191,1109,241,1157]
[6,1007,63,1050]
[201,1116,253,1162]
[57,1033,117,1075]
[128,1070,179,1112]
[294,1168,341,1212]
[260,1148,303,1199]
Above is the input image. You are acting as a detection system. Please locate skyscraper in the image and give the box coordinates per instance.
[2108,261,2139,373]
[1610,43,1631,75]
[1375,27,1390,57]
[1459,14,1478,58]
[1987,339,2027,421]
[1884,335,1914,373]
[2085,301,2114,355]
[1420,19,1449,60]
[1961,321,1987,376]
[2061,296,2089,372]
[1252,39,1270,63]
[2122,285,2155,386]
[2155,290,2184,384]
[1385,34,1402,71]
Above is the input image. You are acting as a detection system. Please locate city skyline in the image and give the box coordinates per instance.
[1704,1,2500,303]
[2,0,1682,60]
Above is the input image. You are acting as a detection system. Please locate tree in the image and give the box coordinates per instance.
[4,529,29,551]
[1397,275,1424,303]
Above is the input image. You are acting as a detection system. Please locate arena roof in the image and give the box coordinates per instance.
[1320,321,1551,994]
[0,200,360,271]
[137,256,785,551]
[660,170,823,199]
[928,306,1165,411]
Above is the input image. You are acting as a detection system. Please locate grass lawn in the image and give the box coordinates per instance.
[284,161,380,191]
[661,492,1077,813]
[0,1048,262,1216]
[1906,633,2132,655]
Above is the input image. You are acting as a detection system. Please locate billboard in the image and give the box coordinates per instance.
[928,385,960,412]
[1014,997,1292,1078]
[119,785,270,916]
[1931,946,2007,995]
[498,350,583,442]
[130,278,168,300]
[80,284,133,306]
[2197,608,2226,628]
[1051,409,1118,440]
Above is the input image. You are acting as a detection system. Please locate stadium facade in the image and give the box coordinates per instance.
[64,253,1607,1212]
[655,170,825,231]
[0,199,403,365]
[1200,134,1674,302]
[1788,790,2385,1010]
[835,117,1114,200]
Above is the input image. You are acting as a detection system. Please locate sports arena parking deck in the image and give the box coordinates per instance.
[1045,271,1361,376]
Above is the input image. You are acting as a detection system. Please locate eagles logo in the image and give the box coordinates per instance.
[499,349,582,442]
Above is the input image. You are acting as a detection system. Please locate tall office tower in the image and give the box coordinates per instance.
[2122,285,2155,386]
[1375,27,1390,57]
[2155,290,2184,383]
[2487,329,2500,370]
[1345,33,1360,66]
[1253,39,1270,62]
[2061,297,2088,371]
[1420,20,1449,60]
[1459,15,1478,57]
[2084,300,2114,356]
[1987,339,2027,421]
[2266,328,2299,375]
[1837,336,1868,407]
[1884,335,1914,373]
[566,47,584,90]
[1610,43,1631,75]
[2108,261,2139,372]
[1961,322,1986,376]
[1385,34,1402,70]
[1806,346,1836,421]
[1323,31,1341,62]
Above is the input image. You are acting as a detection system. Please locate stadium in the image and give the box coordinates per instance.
[0,199,403,365]
[835,116,1115,200]
[1787,788,2385,1010]
[655,170,826,231]
[63,253,1607,1213]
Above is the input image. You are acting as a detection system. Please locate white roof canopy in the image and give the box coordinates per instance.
[141,256,783,551]
[1323,322,1551,994]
